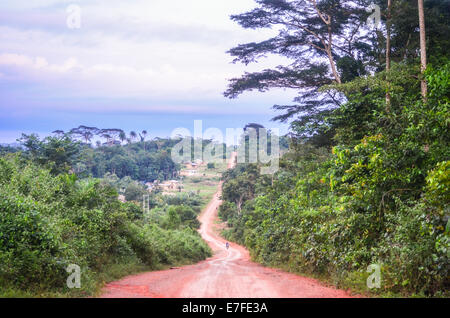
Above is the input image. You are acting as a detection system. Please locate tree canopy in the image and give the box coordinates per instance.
[225,0,450,146]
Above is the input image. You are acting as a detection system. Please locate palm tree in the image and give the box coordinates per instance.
[102,133,112,146]
[130,131,137,143]
[140,130,148,151]
[83,132,94,144]
[418,0,427,99]
[119,131,126,144]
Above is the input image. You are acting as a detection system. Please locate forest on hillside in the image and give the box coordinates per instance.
[219,0,449,297]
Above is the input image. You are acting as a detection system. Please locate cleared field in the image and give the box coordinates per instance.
[183,162,227,208]
[164,158,229,209]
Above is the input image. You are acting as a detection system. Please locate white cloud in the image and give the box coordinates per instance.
[0,0,297,115]
[0,53,34,66]
[0,53,80,73]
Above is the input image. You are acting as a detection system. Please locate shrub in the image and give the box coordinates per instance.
[0,156,211,296]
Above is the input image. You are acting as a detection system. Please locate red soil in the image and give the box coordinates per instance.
[100,153,355,298]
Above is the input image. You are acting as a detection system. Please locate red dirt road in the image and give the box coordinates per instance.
[100,153,354,298]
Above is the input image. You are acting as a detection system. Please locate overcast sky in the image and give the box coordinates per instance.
[0,0,297,142]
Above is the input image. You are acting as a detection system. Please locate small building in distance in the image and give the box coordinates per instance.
[185,162,198,169]
[159,180,181,191]
[145,182,154,192]
[180,169,197,177]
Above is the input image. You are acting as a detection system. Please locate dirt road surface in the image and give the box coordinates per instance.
[100,153,354,298]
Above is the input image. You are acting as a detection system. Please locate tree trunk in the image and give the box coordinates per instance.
[385,0,392,111]
[326,25,341,84]
[418,0,428,99]
[327,46,341,84]
[237,195,244,215]
[309,0,341,84]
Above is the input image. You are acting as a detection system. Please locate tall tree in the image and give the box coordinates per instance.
[101,133,112,146]
[18,133,81,175]
[69,126,99,144]
[417,0,427,98]
[378,0,449,66]
[52,130,65,137]
[224,0,370,142]
[99,128,124,146]
[119,131,127,144]
[225,0,450,144]
[140,130,148,151]
[139,130,148,142]
[385,0,392,110]
[130,131,137,143]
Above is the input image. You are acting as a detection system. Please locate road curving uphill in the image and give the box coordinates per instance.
[100,152,355,298]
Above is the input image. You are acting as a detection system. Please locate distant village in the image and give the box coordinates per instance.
[118,160,206,202]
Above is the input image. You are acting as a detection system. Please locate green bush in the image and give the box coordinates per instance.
[0,155,211,296]
[218,62,450,297]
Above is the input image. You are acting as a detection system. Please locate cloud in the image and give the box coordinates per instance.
[0,0,298,129]
[0,53,79,72]
[0,0,270,46]
[0,51,219,98]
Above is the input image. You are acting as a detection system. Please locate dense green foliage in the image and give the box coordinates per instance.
[77,139,179,181]
[0,145,20,156]
[1,129,230,296]
[146,192,203,230]
[100,173,149,202]
[1,0,449,299]
[220,0,450,297]
[18,133,180,182]
[220,62,449,296]
[226,0,450,147]
[0,155,210,296]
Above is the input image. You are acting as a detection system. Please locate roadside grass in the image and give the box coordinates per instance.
[0,262,152,298]
[0,254,213,298]
[0,261,150,298]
